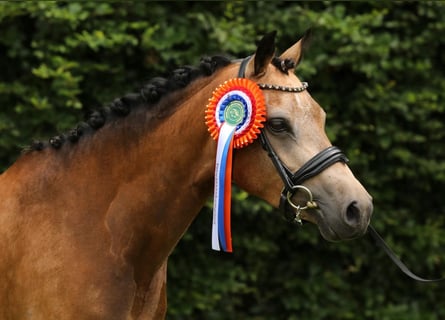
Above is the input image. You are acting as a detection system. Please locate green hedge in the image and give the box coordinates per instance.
[1,2,444,319]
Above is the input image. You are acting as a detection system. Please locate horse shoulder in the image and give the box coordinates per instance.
[0,161,143,318]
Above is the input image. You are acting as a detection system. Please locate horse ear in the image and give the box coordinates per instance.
[246,31,276,77]
[279,29,312,69]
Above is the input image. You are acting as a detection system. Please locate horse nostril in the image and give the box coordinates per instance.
[345,201,360,226]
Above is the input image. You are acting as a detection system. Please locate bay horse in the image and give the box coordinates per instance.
[0,31,373,319]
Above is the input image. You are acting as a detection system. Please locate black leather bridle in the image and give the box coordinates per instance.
[237,56,444,282]
[238,56,349,222]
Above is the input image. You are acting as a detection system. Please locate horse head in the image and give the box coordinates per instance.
[232,31,373,241]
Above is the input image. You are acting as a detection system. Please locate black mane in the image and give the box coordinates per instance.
[27,56,231,152]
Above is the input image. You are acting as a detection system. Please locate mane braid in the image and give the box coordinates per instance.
[25,56,231,152]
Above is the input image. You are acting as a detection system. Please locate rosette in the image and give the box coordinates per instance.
[205,78,266,252]
[205,78,266,149]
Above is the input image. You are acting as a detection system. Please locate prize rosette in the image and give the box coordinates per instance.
[205,78,266,252]
[205,78,266,149]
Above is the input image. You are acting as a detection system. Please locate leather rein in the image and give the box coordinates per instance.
[238,56,444,283]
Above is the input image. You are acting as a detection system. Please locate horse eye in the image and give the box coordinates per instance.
[267,118,289,133]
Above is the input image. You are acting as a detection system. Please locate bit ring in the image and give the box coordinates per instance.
[286,185,317,211]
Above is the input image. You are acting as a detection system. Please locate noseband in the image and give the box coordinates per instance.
[238,56,349,222]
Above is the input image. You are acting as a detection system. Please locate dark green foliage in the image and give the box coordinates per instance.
[1,2,444,319]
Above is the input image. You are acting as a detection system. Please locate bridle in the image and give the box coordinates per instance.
[237,56,444,282]
[238,56,349,223]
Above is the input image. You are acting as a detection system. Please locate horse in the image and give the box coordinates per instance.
[0,31,373,319]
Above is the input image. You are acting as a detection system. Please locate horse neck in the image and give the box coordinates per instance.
[103,66,240,275]
[65,65,238,274]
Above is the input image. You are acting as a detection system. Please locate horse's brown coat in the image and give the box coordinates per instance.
[0,33,372,319]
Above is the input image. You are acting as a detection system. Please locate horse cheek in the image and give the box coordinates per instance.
[232,143,282,208]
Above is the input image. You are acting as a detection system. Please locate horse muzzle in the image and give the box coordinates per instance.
[264,138,373,241]
[314,196,373,241]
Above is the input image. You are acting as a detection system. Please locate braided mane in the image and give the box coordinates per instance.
[27,56,231,152]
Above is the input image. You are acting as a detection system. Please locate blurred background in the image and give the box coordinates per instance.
[1,2,444,319]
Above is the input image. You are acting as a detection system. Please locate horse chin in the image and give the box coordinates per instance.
[317,222,344,242]
[303,208,365,242]
[299,210,341,242]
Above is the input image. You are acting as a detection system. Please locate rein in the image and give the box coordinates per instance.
[237,56,444,283]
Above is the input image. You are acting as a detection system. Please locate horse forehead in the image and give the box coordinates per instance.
[261,68,322,117]
[264,71,311,104]
[263,88,318,120]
